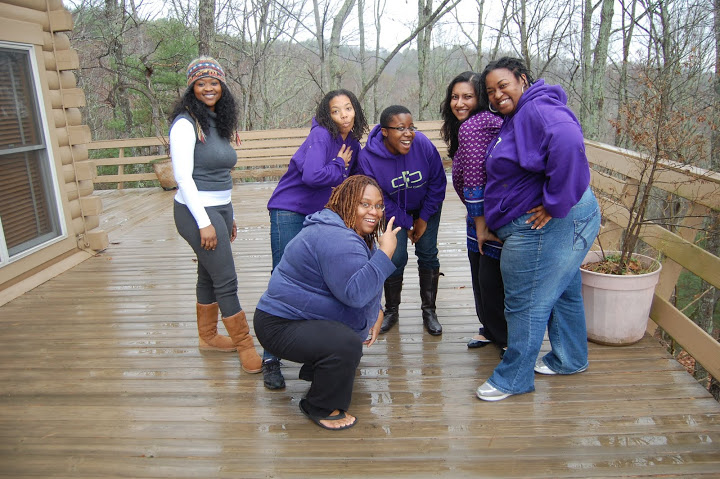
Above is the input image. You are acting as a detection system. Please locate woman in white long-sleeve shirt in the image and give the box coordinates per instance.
[169,57,262,374]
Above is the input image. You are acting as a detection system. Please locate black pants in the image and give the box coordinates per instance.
[174,201,241,317]
[254,308,363,416]
[468,250,507,347]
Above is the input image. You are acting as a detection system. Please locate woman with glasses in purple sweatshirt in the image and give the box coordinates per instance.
[357,105,447,336]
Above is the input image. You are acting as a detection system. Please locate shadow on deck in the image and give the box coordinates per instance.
[0,182,718,478]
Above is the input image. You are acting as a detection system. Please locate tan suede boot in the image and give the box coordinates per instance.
[222,311,263,373]
[197,303,236,352]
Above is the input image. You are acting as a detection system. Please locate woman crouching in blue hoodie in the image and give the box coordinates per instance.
[474,57,601,402]
[358,106,447,336]
[254,175,401,430]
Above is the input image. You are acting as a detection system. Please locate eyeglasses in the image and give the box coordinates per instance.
[359,202,386,212]
[382,126,418,132]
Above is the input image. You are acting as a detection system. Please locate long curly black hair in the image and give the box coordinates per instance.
[315,89,369,141]
[440,71,488,159]
[478,57,536,112]
[169,81,238,140]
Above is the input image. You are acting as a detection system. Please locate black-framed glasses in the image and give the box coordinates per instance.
[382,126,418,132]
[359,202,386,212]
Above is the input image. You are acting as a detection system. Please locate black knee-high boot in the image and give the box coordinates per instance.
[419,268,443,335]
[380,275,403,334]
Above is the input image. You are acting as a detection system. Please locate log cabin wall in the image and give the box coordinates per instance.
[0,0,107,304]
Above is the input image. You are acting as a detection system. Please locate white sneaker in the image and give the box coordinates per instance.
[476,381,512,401]
[534,357,557,375]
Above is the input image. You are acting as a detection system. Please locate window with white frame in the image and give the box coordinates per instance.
[0,44,63,265]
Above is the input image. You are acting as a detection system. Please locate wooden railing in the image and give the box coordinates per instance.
[86,123,720,383]
[586,140,720,380]
[85,121,449,188]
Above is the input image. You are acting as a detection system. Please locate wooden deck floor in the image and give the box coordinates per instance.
[1,182,719,478]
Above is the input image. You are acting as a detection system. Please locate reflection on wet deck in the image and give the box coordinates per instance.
[0,183,718,478]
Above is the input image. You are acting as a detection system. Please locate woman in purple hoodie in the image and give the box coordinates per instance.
[263,90,369,390]
[474,57,600,402]
[357,105,447,336]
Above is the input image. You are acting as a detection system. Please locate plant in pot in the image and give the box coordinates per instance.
[580,63,705,346]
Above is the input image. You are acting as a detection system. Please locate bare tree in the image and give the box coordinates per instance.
[358,0,461,103]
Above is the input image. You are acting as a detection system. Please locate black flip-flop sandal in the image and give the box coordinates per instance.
[299,399,357,431]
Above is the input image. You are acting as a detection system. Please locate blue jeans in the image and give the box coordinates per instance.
[389,207,442,278]
[269,209,307,270]
[487,188,600,395]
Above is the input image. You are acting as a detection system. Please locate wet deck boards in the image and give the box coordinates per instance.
[0,182,718,478]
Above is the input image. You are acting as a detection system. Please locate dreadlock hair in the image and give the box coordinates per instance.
[325,175,383,249]
[169,81,239,141]
[479,57,536,113]
[440,71,489,158]
[315,89,369,141]
[379,105,411,127]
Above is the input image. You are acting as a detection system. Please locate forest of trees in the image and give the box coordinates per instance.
[66,0,718,391]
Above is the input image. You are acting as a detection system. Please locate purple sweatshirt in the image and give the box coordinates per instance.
[267,118,361,215]
[484,80,591,231]
[357,126,447,230]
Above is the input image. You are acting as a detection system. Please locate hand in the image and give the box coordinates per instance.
[378,216,402,259]
[409,218,427,244]
[337,144,353,168]
[364,310,384,347]
[526,205,552,229]
[474,216,501,254]
[199,225,217,250]
[230,220,237,242]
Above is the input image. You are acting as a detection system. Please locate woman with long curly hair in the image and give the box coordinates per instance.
[261,89,369,390]
[169,57,262,374]
[254,175,401,430]
[440,71,506,356]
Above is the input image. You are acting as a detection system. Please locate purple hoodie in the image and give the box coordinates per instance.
[267,118,361,215]
[357,126,447,230]
[484,79,591,231]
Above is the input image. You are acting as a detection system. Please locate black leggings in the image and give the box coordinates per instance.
[468,250,507,346]
[254,308,363,416]
[174,201,241,317]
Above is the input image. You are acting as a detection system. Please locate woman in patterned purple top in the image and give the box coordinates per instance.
[440,71,507,356]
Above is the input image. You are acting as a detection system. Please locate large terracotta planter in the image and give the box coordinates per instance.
[581,250,662,346]
[151,157,177,190]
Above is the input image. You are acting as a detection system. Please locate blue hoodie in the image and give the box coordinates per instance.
[357,126,447,230]
[267,118,361,215]
[256,209,397,338]
[484,80,591,231]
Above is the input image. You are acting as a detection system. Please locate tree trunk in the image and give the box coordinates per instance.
[105,0,133,137]
[473,0,485,73]
[198,0,216,57]
[417,0,432,120]
[358,0,367,113]
[312,0,328,90]
[329,0,356,90]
